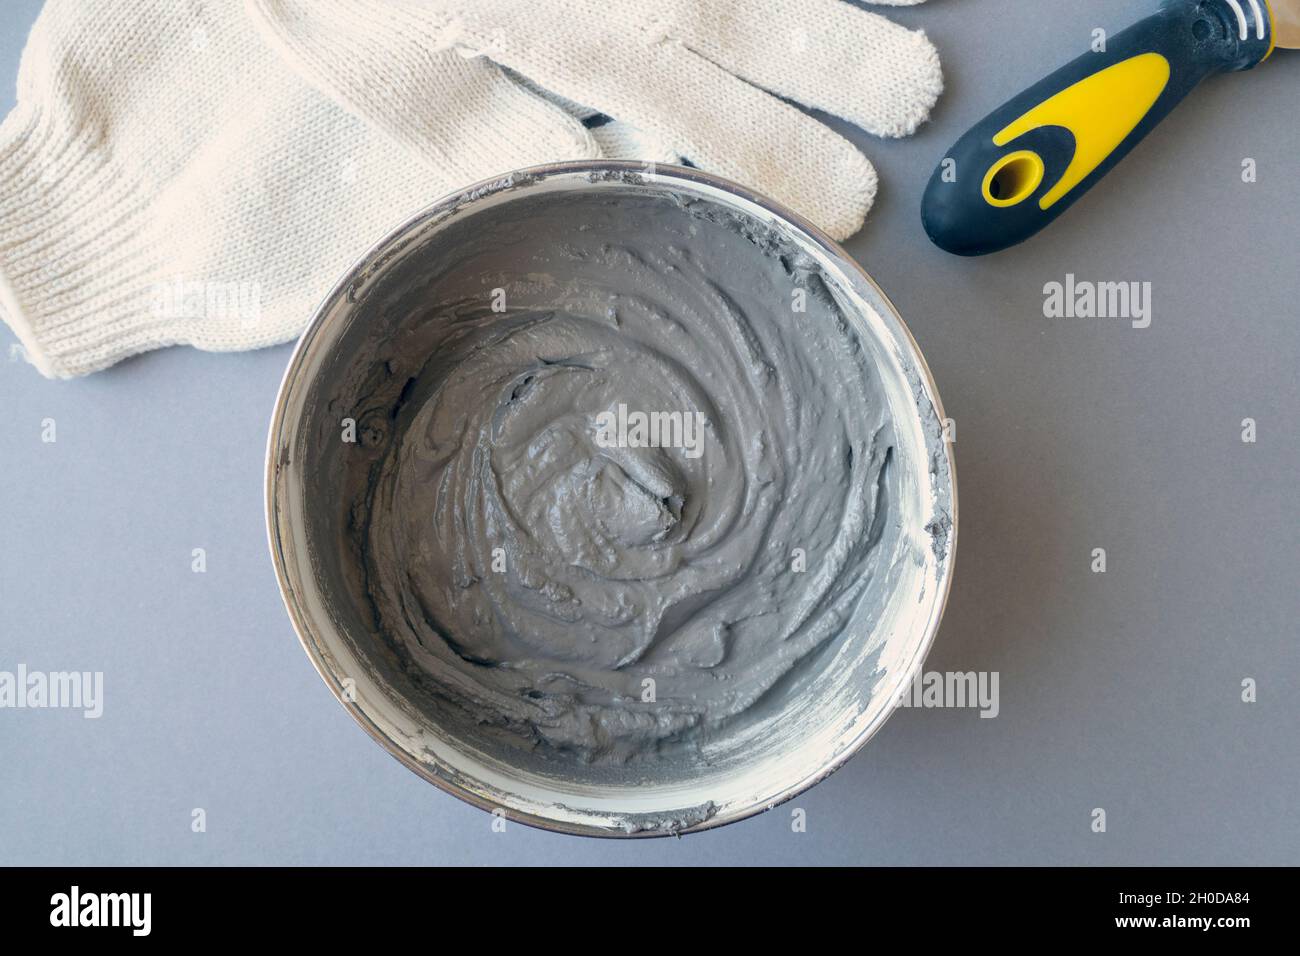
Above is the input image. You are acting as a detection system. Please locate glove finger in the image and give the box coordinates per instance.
[477,23,876,239]
[246,0,598,182]
[504,69,683,164]
[506,69,602,122]
[586,119,684,166]
[666,0,942,138]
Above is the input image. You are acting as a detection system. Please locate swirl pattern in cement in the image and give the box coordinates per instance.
[336,191,904,765]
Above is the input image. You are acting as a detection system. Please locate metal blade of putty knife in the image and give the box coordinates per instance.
[1270,0,1300,48]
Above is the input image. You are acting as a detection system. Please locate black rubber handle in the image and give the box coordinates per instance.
[921,0,1274,257]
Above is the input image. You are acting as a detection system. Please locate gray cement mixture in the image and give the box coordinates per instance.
[306,184,940,778]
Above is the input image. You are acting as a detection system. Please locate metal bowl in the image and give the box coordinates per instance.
[265,161,957,837]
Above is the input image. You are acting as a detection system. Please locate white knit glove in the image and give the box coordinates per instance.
[0,0,941,378]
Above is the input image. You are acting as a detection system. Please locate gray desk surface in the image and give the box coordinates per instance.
[2,0,1296,866]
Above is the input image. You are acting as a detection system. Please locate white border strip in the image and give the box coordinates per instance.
[1246,0,1266,40]
[1225,0,1249,41]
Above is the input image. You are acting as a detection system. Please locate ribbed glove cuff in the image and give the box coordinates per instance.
[0,104,174,378]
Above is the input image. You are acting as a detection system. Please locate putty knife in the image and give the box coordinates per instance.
[921,0,1298,256]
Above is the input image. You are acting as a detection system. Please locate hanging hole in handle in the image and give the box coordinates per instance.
[981,150,1046,208]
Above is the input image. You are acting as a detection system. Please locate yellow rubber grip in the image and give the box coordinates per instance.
[992,53,1172,210]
